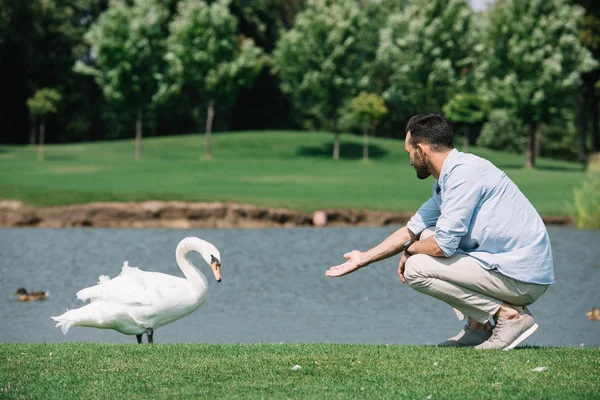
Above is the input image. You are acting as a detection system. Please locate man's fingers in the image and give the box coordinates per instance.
[343,252,351,259]
[326,265,349,277]
[398,262,406,283]
[325,264,347,276]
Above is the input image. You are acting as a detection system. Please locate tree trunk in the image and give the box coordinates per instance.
[578,95,588,165]
[135,105,143,161]
[29,123,36,145]
[38,118,45,161]
[534,127,542,160]
[463,131,469,153]
[363,127,369,161]
[333,132,340,160]
[205,100,215,160]
[525,125,536,169]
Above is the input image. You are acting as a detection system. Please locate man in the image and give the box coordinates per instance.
[325,113,554,350]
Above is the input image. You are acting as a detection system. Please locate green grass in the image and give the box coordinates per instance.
[0,344,598,399]
[0,131,586,215]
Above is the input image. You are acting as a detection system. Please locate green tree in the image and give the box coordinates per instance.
[477,109,527,154]
[572,173,600,229]
[27,88,62,161]
[476,0,597,168]
[376,0,477,127]
[75,0,168,160]
[443,93,489,152]
[157,0,263,160]
[340,92,388,161]
[273,0,376,160]
[575,1,600,163]
[0,0,109,144]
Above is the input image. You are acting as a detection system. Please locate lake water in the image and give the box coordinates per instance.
[1,227,599,347]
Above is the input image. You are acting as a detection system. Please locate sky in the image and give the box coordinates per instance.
[469,0,494,12]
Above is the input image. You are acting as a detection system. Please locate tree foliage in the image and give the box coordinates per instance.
[376,0,477,124]
[476,0,597,167]
[443,93,488,124]
[78,0,167,106]
[340,92,388,131]
[157,0,263,159]
[477,109,527,154]
[339,91,388,161]
[75,0,168,159]
[27,88,62,118]
[27,87,62,161]
[274,0,376,158]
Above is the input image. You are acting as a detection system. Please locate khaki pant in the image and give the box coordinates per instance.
[404,228,549,324]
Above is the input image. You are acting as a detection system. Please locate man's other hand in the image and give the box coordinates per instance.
[398,251,408,283]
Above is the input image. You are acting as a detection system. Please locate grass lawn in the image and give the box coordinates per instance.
[0,131,587,216]
[1,343,598,399]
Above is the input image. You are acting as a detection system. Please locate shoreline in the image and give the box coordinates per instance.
[0,199,572,228]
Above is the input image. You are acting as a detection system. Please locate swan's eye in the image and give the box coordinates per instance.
[210,255,221,267]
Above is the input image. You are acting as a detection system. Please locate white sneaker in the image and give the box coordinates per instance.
[475,314,539,350]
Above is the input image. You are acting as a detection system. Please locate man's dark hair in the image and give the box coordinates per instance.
[405,113,454,151]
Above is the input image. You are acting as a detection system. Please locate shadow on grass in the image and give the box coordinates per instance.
[494,162,584,172]
[296,142,388,160]
[535,165,586,172]
[43,155,77,162]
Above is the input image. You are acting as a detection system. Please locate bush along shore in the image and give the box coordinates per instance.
[0,200,571,228]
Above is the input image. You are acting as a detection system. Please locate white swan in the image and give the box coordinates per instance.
[51,237,222,343]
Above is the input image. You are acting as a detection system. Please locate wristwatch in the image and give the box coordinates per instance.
[403,239,416,256]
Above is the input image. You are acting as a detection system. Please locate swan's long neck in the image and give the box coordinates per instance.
[176,239,209,294]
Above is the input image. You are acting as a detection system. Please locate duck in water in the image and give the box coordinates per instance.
[586,307,600,321]
[14,288,49,302]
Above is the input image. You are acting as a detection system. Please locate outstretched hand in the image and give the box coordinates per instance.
[325,250,366,277]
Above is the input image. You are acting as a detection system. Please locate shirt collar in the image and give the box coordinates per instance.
[437,148,460,189]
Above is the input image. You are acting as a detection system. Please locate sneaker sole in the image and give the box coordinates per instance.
[503,323,539,351]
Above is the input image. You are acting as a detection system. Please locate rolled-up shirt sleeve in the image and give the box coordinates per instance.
[435,166,483,257]
[407,195,441,236]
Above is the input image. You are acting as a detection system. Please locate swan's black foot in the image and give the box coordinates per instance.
[136,334,142,344]
[146,327,154,344]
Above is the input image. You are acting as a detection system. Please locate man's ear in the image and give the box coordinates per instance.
[416,142,427,158]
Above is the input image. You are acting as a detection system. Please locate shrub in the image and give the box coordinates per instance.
[477,109,526,154]
[572,173,600,229]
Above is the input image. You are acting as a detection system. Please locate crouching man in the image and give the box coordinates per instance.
[325,113,554,350]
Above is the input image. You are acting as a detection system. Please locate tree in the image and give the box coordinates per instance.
[576,0,600,166]
[27,88,62,161]
[0,0,109,145]
[157,0,263,160]
[442,93,489,152]
[376,0,478,127]
[75,0,168,160]
[273,0,376,160]
[340,92,388,161]
[476,0,597,168]
[477,109,527,154]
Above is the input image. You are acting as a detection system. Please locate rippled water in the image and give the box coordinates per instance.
[1,227,599,347]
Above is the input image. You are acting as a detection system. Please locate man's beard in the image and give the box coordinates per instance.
[413,154,431,180]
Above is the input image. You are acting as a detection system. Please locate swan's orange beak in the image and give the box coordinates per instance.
[211,261,222,282]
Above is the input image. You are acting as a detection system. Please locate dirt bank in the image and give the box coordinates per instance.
[0,200,571,228]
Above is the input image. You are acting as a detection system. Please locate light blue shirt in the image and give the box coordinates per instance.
[406,149,554,285]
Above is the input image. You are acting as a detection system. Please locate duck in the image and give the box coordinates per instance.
[14,288,49,302]
[51,237,222,343]
[587,307,600,321]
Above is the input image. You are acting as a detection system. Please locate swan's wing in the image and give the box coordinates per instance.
[76,262,153,306]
